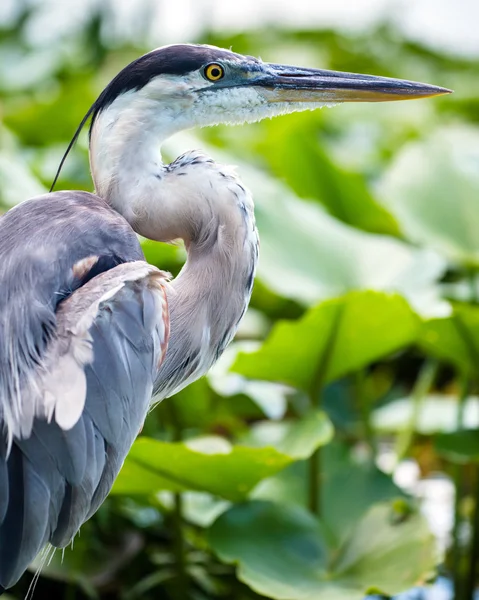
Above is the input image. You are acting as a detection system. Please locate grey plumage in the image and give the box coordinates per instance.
[0,192,144,439]
[0,192,169,588]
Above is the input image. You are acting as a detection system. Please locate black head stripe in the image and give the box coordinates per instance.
[50,44,255,192]
[91,45,246,122]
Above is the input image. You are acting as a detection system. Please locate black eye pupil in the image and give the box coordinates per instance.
[205,65,223,80]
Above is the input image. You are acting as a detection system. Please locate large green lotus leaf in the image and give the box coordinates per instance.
[112,417,332,501]
[332,503,436,594]
[208,500,436,600]
[253,442,403,544]
[164,134,448,318]
[153,413,332,528]
[420,303,479,375]
[254,112,400,235]
[321,443,404,544]
[420,317,471,373]
[112,437,288,501]
[243,170,446,317]
[378,126,479,268]
[233,291,419,392]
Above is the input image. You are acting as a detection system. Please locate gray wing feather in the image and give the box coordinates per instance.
[0,267,169,587]
[0,193,170,589]
[0,444,51,586]
[51,267,169,546]
[0,190,144,440]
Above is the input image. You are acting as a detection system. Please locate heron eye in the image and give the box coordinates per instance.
[204,63,225,81]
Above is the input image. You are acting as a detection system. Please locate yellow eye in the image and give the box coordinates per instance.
[204,63,225,82]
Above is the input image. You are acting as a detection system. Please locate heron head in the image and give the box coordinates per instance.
[51,43,451,193]
[89,43,451,135]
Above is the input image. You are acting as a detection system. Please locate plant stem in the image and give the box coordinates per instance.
[453,461,466,600]
[173,491,188,600]
[308,447,320,515]
[464,465,479,600]
[307,307,344,518]
[452,375,470,600]
[468,269,478,304]
[355,369,377,457]
[453,269,478,599]
[395,359,438,464]
[166,401,188,599]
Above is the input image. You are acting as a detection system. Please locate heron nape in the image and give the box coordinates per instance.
[0,44,450,593]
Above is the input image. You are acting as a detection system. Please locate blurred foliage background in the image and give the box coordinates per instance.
[2,0,479,599]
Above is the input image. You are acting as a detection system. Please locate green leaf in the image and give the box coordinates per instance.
[112,419,332,501]
[331,503,436,594]
[208,342,290,421]
[241,411,334,460]
[378,126,479,268]
[165,133,447,317]
[435,430,479,463]
[112,437,288,501]
[233,291,419,392]
[257,113,400,235]
[141,238,186,272]
[420,303,479,375]
[208,500,436,600]
[253,442,403,544]
[161,491,231,528]
[322,444,404,544]
[153,378,213,432]
[4,76,97,146]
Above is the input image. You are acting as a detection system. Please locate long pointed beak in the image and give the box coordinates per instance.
[254,64,452,103]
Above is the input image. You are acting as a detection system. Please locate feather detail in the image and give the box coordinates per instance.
[0,259,170,588]
[36,262,169,432]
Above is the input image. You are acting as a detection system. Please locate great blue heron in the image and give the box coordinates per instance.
[0,43,449,593]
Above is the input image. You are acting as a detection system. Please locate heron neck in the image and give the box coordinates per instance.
[154,167,259,398]
[89,111,259,397]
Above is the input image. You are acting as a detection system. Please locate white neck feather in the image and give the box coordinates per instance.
[89,98,259,398]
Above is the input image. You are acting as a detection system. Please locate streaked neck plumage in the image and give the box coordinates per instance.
[90,101,259,398]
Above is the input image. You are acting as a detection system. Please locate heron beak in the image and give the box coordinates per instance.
[254,64,452,103]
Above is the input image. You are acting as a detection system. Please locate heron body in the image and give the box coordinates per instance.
[0,43,449,592]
